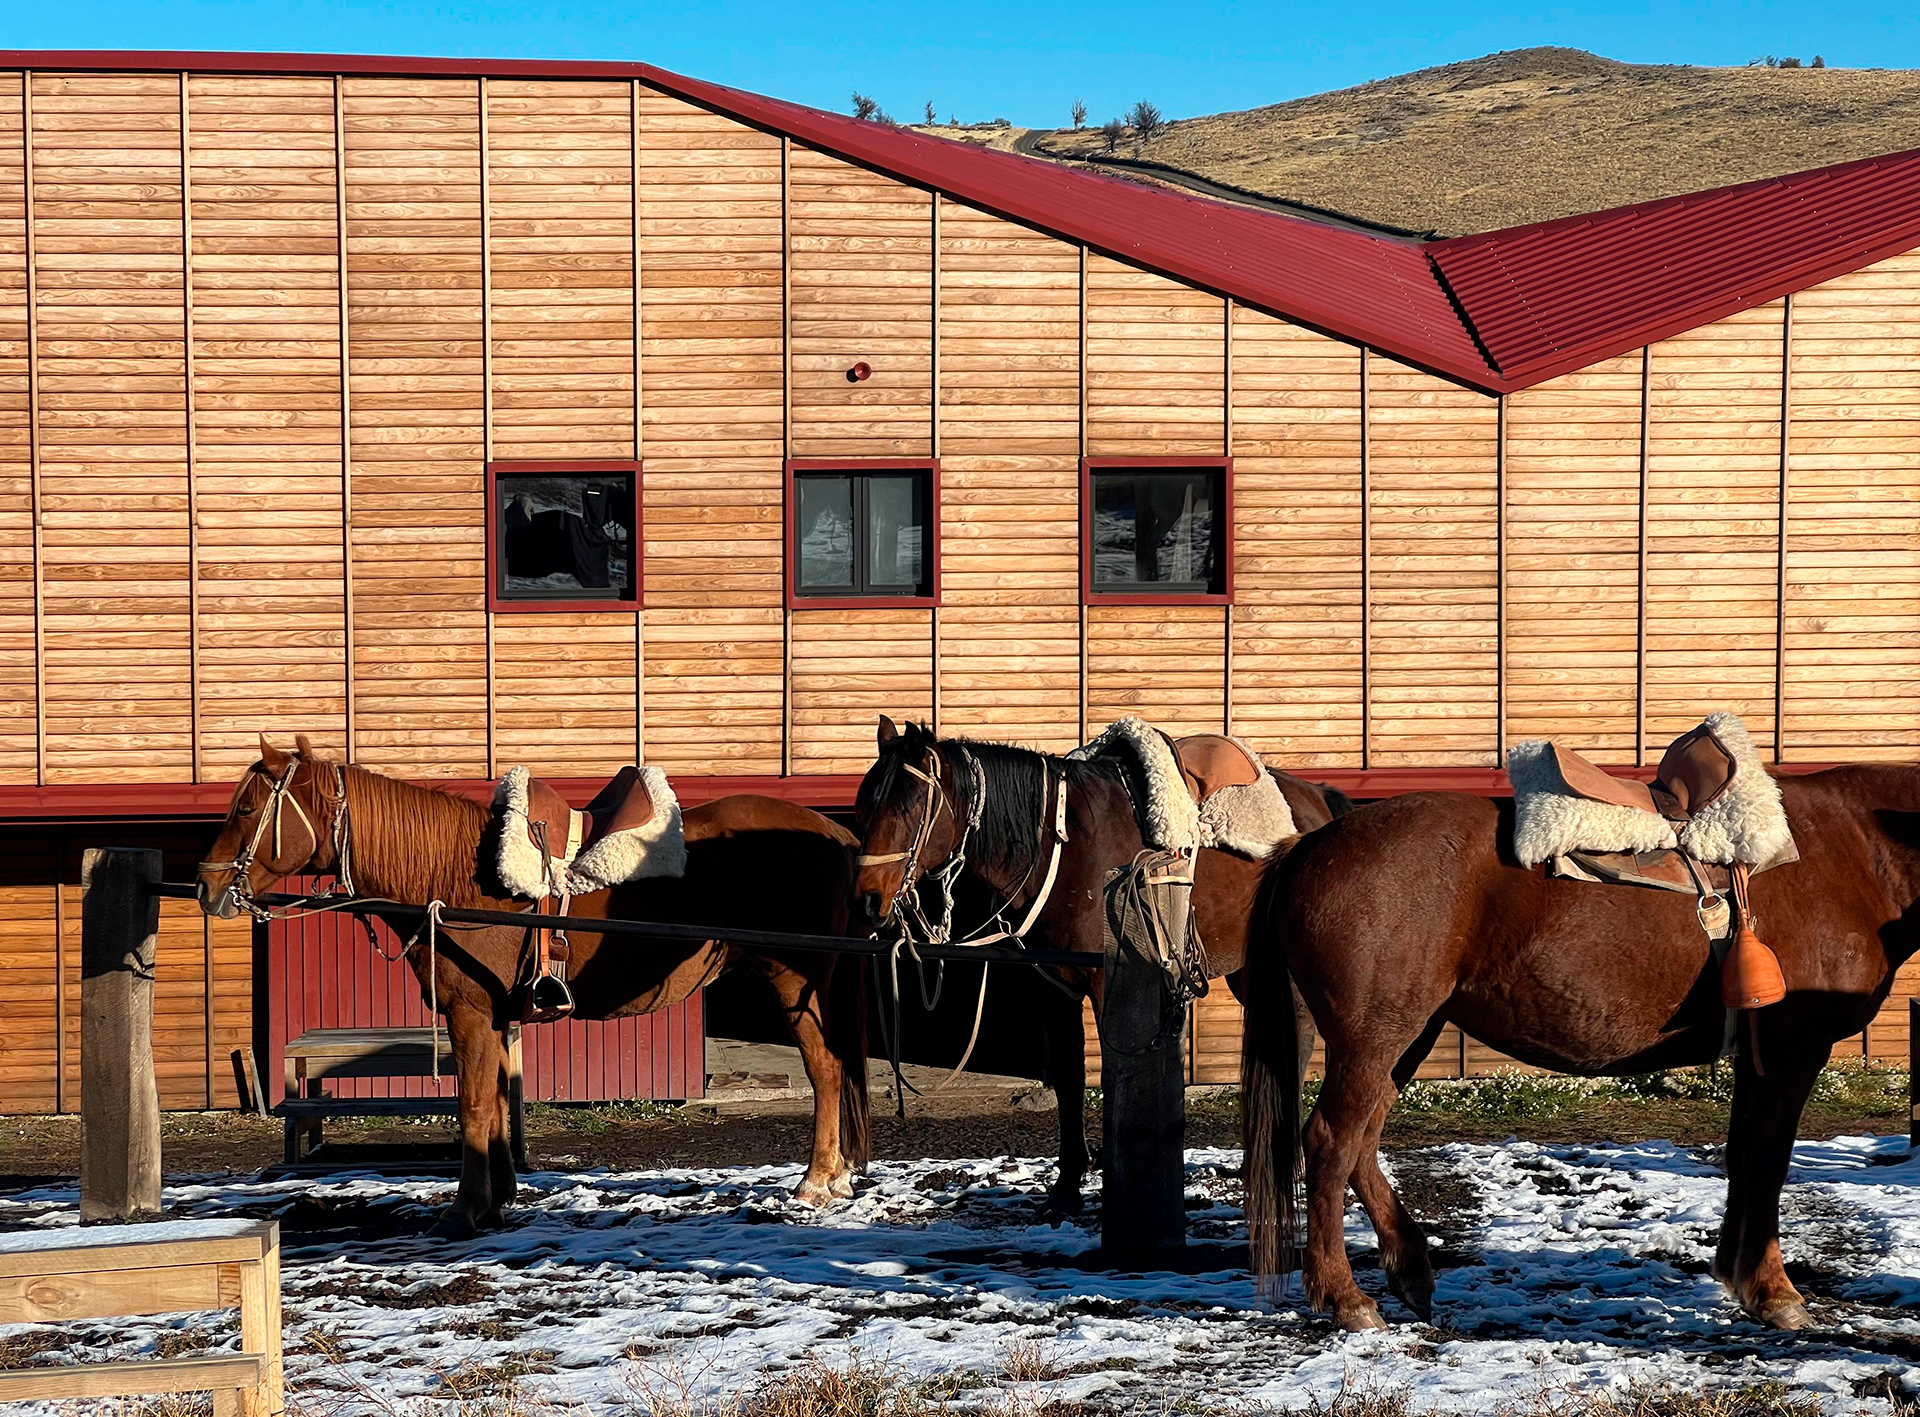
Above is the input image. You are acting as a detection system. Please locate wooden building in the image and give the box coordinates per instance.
[1,51,1917,1111]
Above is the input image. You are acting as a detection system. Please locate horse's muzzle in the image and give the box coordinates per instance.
[861,890,889,927]
[196,874,241,920]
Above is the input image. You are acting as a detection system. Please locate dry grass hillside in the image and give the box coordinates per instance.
[1025,47,1920,236]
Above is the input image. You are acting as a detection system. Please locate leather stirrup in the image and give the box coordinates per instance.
[1720,864,1785,1011]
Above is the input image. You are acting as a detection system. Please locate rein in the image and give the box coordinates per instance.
[199,758,358,921]
[864,742,1074,1108]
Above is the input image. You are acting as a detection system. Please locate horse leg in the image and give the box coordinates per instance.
[1301,1044,1401,1331]
[1041,985,1089,1218]
[1346,1016,1449,1322]
[481,1027,518,1229]
[764,959,847,1207]
[430,1002,500,1239]
[1712,1033,1829,1329]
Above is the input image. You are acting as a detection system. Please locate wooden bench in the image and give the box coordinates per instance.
[282,1025,526,1169]
[0,1218,283,1416]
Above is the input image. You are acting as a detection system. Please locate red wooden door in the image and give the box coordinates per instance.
[262,884,704,1105]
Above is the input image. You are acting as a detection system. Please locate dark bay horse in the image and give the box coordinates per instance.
[1242,767,1920,1333]
[198,736,868,1236]
[855,717,1349,1214]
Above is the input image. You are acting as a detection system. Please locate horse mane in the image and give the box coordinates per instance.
[337,762,493,906]
[864,722,1121,882]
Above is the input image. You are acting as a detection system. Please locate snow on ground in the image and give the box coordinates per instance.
[1,1137,1918,1414]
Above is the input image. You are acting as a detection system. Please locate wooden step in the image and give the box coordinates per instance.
[279,1096,459,1118]
[0,1352,265,1401]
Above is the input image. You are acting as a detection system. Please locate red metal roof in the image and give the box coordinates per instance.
[1428,147,1920,388]
[6,50,1920,393]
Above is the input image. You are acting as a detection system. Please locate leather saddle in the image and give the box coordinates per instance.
[1538,724,1787,1013]
[498,766,664,1023]
[1170,733,1266,806]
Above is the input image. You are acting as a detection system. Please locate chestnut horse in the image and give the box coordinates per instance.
[855,717,1350,1215]
[1242,767,1920,1333]
[198,736,868,1236]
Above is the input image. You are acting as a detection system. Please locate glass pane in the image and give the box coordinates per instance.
[1091,471,1215,589]
[797,476,855,588]
[499,473,633,599]
[866,475,923,589]
[1143,471,1213,585]
[1091,474,1138,586]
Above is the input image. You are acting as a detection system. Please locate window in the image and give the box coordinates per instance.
[487,462,641,612]
[1083,460,1231,601]
[787,461,939,605]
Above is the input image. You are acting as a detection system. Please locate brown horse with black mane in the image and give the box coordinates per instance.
[855,716,1350,1216]
[197,735,868,1237]
[1242,765,1920,1333]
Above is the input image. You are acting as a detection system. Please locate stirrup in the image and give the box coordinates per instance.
[528,966,575,1022]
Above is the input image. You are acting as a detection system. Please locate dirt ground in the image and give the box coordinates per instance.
[0,1086,1905,1182]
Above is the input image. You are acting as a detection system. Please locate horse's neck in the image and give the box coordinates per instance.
[339,766,489,907]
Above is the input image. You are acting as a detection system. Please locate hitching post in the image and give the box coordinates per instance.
[79,847,164,1221]
[1098,935,1188,1265]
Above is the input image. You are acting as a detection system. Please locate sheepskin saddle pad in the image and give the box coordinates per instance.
[1507,711,1796,883]
[1067,717,1295,858]
[492,764,687,900]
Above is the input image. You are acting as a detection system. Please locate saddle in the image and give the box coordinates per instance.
[1508,712,1795,1017]
[1172,733,1298,858]
[491,764,688,1023]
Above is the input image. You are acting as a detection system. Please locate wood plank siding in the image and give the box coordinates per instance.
[3,62,1920,1109]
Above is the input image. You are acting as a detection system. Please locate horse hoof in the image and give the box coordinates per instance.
[793,1179,835,1209]
[1754,1298,1812,1331]
[479,1210,507,1231]
[1040,1190,1084,1225]
[428,1212,480,1241]
[828,1171,855,1200]
[1336,1302,1389,1333]
[1389,1281,1434,1323]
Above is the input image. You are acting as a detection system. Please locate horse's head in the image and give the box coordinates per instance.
[197,733,345,919]
[854,715,966,929]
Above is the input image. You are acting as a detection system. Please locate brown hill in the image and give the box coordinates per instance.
[1026,47,1920,236]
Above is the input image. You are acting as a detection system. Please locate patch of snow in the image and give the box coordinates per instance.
[0,1137,1914,1413]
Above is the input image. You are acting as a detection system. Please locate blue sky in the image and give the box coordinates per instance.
[11,1,1917,127]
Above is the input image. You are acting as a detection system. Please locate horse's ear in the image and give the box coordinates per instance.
[258,733,291,773]
[294,732,315,759]
[877,715,899,749]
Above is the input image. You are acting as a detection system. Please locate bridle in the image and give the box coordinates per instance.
[199,756,357,920]
[858,739,1073,1108]
[856,747,981,946]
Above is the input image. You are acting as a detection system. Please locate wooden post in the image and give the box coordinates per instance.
[79,847,163,1222]
[1909,998,1917,1152]
[236,1223,285,1417]
[1098,940,1187,1266]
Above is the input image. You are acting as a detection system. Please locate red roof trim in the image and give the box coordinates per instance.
[6,50,1920,395]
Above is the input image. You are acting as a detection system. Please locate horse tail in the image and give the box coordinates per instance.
[1243,832,1307,1300]
[1317,781,1358,820]
[832,954,872,1170]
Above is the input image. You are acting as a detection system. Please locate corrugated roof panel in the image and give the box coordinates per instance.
[1430,150,1920,386]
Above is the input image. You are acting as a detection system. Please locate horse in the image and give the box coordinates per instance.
[1240,766,1920,1333]
[197,735,869,1236]
[854,716,1351,1215]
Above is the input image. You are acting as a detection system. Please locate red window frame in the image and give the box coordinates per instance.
[1080,456,1234,606]
[486,459,644,614]
[784,458,942,610]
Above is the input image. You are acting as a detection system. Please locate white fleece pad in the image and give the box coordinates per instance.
[1068,716,1200,853]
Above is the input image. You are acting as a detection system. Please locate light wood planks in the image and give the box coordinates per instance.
[483,80,638,774]
[0,75,32,783]
[340,77,488,777]
[787,147,931,458]
[1644,303,1786,757]
[788,608,931,773]
[636,91,783,774]
[1085,256,1223,456]
[1228,309,1363,765]
[935,201,1078,750]
[1366,359,1500,766]
[186,75,349,779]
[30,73,194,783]
[1503,354,1644,753]
[1784,251,1920,761]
